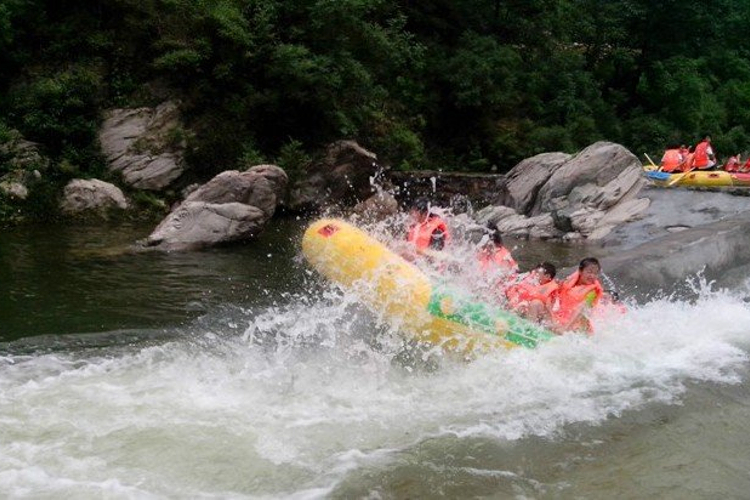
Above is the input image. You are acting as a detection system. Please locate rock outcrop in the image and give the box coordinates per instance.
[475,142,650,240]
[476,205,562,240]
[145,165,287,251]
[60,179,129,216]
[603,214,750,297]
[500,152,571,213]
[0,129,49,201]
[352,190,399,222]
[99,101,186,190]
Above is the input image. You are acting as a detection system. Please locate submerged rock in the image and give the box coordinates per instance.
[145,165,288,251]
[146,201,268,251]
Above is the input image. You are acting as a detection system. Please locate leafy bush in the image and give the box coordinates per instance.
[9,66,102,162]
[276,139,311,183]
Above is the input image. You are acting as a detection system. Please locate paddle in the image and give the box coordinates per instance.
[643,153,659,171]
[665,160,697,187]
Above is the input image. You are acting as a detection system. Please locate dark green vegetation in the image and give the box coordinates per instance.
[2,0,750,221]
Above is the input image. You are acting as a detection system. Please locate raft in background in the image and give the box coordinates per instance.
[301,218,554,354]
[644,169,750,188]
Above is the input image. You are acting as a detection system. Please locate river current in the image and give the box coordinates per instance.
[2,217,750,499]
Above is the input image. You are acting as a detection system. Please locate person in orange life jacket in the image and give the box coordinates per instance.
[506,262,559,324]
[552,257,604,334]
[477,223,518,275]
[476,223,519,302]
[741,156,750,173]
[724,154,741,172]
[660,144,683,173]
[692,134,716,170]
[680,145,695,173]
[406,197,449,254]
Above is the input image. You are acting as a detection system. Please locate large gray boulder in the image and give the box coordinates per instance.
[603,215,750,297]
[99,101,186,190]
[476,205,563,239]
[146,202,268,251]
[501,152,571,213]
[184,165,288,217]
[60,179,129,216]
[145,165,288,251]
[531,141,645,216]
[289,140,382,211]
[476,142,650,241]
[603,186,750,249]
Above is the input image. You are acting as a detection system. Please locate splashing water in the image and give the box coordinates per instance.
[2,270,750,497]
[2,215,750,498]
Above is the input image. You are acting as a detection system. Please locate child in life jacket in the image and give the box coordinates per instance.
[404,197,450,264]
[724,154,741,172]
[476,224,519,302]
[660,145,683,173]
[477,223,518,275]
[552,257,604,334]
[505,262,559,324]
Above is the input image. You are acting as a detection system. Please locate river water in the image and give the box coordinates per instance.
[2,216,750,499]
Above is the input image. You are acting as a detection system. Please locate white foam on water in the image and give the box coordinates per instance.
[3,214,750,497]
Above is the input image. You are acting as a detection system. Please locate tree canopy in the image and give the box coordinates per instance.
[2,0,750,179]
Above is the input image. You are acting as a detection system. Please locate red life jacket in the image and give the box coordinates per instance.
[693,141,712,168]
[506,273,558,310]
[725,156,740,172]
[407,215,449,250]
[660,149,682,172]
[478,245,518,273]
[742,158,750,173]
[554,271,604,325]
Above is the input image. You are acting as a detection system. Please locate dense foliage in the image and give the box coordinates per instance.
[2,0,750,183]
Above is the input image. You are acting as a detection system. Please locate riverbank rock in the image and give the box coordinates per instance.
[472,142,649,241]
[60,179,129,216]
[145,165,288,251]
[99,100,187,190]
[475,205,563,239]
[603,214,750,298]
[0,130,50,173]
[499,152,571,213]
[288,140,383,212]
[0,129,50,201]
[352,190,399,222]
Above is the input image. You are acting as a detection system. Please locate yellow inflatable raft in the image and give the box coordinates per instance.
[301,218,554,354]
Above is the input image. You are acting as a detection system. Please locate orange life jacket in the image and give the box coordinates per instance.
[506,273,558,310]
[693,140,712,168]
[660,149,682,172]
[725,155,740,172]
[407,215,449,250]
[554,271,604,325]
[478,245,518,273]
